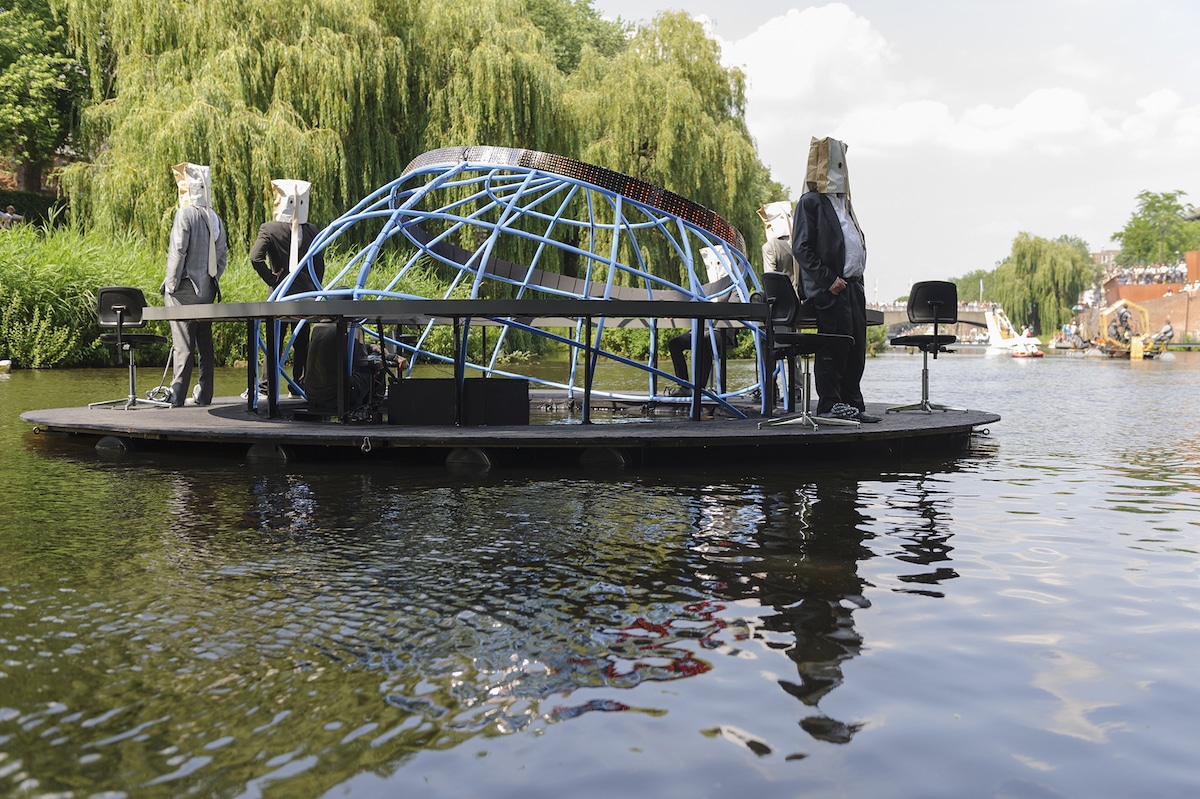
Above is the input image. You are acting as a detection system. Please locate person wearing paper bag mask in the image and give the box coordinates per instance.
[161,162,227,407]
[791,137,880,423]
[758,200,799,295]
[249,179,326,392]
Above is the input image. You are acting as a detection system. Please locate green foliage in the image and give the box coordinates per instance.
[986,232,1094,335]
[1054,234,1092,262]
[952,268,990,306]
[51,1,776,281]
[0,289,81,367]
[954,232,1100,337]
[0,217,145,365]
[1111,190,1200,266]
[525,0,628,73]
[601,326,654,361]
[0,217,296,368]
[567,12,782,284]
[0,0,83,189]
[5,1,790,367]
[55,0,579,248]
[866,320,887,355]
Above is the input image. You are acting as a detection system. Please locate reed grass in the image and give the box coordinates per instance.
[0,216,275,368]
[0,220,763,369]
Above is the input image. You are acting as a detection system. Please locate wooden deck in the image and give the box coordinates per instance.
[22,392,1000,468]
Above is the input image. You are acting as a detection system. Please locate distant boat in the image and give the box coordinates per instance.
[984,308,1043,357]
[1090,298,1170,360]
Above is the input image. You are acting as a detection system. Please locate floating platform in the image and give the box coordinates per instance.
[22,392,1000,469]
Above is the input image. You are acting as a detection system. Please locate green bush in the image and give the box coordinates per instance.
[0,219,297,368]
[867,321,888,355]
[0,223,785,369]
[0,290,81,367]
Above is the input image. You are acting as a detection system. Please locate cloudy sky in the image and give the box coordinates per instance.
[591,0,1200,301]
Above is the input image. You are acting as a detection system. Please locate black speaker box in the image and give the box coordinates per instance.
[386,378,457,425]
[463,378,529,426]
[387,377,529,425]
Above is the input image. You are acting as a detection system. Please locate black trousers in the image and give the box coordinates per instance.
[813,278,866,413]
[668,328,734,388]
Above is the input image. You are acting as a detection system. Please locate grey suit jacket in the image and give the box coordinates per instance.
[162,206,227,301]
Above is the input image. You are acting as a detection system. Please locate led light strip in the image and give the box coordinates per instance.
[400,146,747,255]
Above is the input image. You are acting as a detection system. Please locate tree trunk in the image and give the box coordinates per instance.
[16,160,43,193]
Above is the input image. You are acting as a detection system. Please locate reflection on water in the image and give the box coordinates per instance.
[2,354,1200,797]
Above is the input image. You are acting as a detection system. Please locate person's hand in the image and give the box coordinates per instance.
[830,277,847,295]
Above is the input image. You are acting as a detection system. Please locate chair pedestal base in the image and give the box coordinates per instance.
[886,358,966,414]
[759,353,860,430]
[886,399,965,414]
[759,409,862,430]
[89,396,172,410]
[89,349,172,410]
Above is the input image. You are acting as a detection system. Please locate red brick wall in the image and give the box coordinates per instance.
[1141,293,1197,340]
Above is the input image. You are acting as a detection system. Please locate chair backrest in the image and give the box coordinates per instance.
[907,281,958,325]
[97,286,150,329]
[762,271,799,327]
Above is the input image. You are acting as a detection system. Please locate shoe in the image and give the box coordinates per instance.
[856,410,882,423]
[168,384,184,408]
[667,386,692,397]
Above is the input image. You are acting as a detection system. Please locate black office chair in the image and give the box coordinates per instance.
[887,280,965,413]
[89,286,171,410]
[758,271,858,429]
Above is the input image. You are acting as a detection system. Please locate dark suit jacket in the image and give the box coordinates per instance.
[791,192,846,310]
[249,220,326,295]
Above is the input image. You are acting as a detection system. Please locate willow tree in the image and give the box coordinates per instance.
[990,232,1093,335]
[51,0,776,289]
[410,0,573,160]
[565,12,780,285]
[54,0,426,247]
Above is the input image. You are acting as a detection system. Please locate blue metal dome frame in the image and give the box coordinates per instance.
[259,146,771,415]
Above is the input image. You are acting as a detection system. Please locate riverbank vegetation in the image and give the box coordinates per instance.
[955,234,1096,337]
[0,217,767,369]
[1,0,787,368]
[5,0,1198,365]
[955,191,1200,335]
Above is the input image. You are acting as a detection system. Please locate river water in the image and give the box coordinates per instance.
[1,350,1198,798]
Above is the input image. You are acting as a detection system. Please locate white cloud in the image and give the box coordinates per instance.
[604,0,1200,296]
[1046,43,1109,82]
[1136,89,1182,118]
[721,5,1198,166]
[1172,105,1200,148]
[721,4,894,109]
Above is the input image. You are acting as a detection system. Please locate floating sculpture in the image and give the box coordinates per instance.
[265,146,768,409]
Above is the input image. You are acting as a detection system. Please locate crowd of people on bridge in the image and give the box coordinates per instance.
[1108,263,1189,286]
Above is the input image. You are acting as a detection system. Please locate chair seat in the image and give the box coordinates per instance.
[100,332,168,347]
[890,333,956,351]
